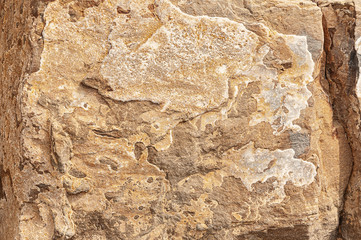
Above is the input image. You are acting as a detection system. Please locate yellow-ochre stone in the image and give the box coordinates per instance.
[3,0,361,239]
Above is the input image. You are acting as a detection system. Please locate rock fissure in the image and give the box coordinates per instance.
[317,1,361,238]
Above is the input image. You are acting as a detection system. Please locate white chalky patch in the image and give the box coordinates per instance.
[101,0,258,116]
[101,0,315,134]
[228,142,317,201]
[249,35,315,135]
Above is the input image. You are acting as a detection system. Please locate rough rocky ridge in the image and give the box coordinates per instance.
[2,0,361,239]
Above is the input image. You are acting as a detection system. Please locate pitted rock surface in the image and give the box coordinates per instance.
[2,0,361,239]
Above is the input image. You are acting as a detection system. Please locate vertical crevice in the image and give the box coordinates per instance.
[1,0,55,239]
[0,175,5,201]
[0,165,10,201]
[317,2,361,239]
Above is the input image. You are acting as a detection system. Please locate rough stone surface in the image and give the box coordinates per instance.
[2,0,361,239]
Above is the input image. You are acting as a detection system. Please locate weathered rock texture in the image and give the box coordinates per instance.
[2,0,361,239]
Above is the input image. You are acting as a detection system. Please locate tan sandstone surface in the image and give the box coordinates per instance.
[1,0,361,239]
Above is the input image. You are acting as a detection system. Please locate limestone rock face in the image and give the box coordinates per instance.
[1,0,361,239]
